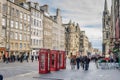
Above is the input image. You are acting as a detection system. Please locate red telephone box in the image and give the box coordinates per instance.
[39,49,50,74]
[59,51,66,69]
[50,50,60,71]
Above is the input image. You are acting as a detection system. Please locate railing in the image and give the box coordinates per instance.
[97,62,120,69]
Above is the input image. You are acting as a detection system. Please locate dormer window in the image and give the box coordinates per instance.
[31,3,35,8]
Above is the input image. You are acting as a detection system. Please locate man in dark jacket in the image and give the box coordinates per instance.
[76,57,80,69]
[84,56,90,71]
[0,74,3,80]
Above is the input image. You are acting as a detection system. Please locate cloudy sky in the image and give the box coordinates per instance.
[32,0,111,51]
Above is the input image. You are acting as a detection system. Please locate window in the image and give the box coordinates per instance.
[16,9,19,17]
[37,40,38,45]
[27,36,29,41]
[34,30,35,35]
[15,43,18,49]
[32,10,34,15]
[8,6,10,14]
[37,20,39,26]
[39,40,40,46]
[19,33,22,40]
[11,43,14,49]
[37,30,38,36]
[32,39,33,45]
[2,18,6,26]
[34,39,35,45]
[2,4,7,13]
[24,43,26,48]
[1,29,5,37]
[20,43,22,48]
[39,21,41,27]
[34,11,37,17]
[11,8,14,15]
[37,12,39,17]
[35,40,37,45]
[10,32,14,39]
[27,26,30,31]
[24,34,26,41]
[15,32,18,40]
[24,13,26,20]
[15,21,18,28]
[28,44,30,48]
[41,40,43,46]
[11,20,14,27]
[28,15,30,22]
[20,23,22,29]
[20,12,23,19]
[24,24,26,31]
[7,19,9,26]
[31,18,33,25]
[34,19,36,26]
[106,32,109,39]
[0,3,1,13]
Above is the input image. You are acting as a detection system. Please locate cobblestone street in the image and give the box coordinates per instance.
[0,59,120,80]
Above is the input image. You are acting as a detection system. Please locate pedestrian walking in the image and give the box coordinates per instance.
[76,56,80,69]
[70,55,76,70]
[5,51,9,63]
[31,55,34,62]
[81,56,85,70]
[2,54,6,63]
[17,54,19,61]
[20,53,24,63]
[0,74,3,80]
[84,56,90,71]
[26,53,29,62]
[35,53,38,61]
[95,57,98,69]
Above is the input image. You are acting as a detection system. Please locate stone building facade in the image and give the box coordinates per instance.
[0,0,5,61]
[42,6,65,51]
[42,7,53,49]
[109,0,120,60]
[102,0,111,56]
[51,9,65,50]
[1,0,31,56]
[80,31,89,56]
[64,21,80,56]
[28,2,43,56]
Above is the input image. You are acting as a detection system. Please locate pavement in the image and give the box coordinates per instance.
[0,59,120,80]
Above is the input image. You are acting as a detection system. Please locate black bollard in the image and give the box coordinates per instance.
[0,74,3,80]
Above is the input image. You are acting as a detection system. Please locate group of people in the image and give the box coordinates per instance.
[1,52,39,63]
[70,55,90,71]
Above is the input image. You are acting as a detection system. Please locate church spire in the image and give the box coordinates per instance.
[104,0,108,11]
